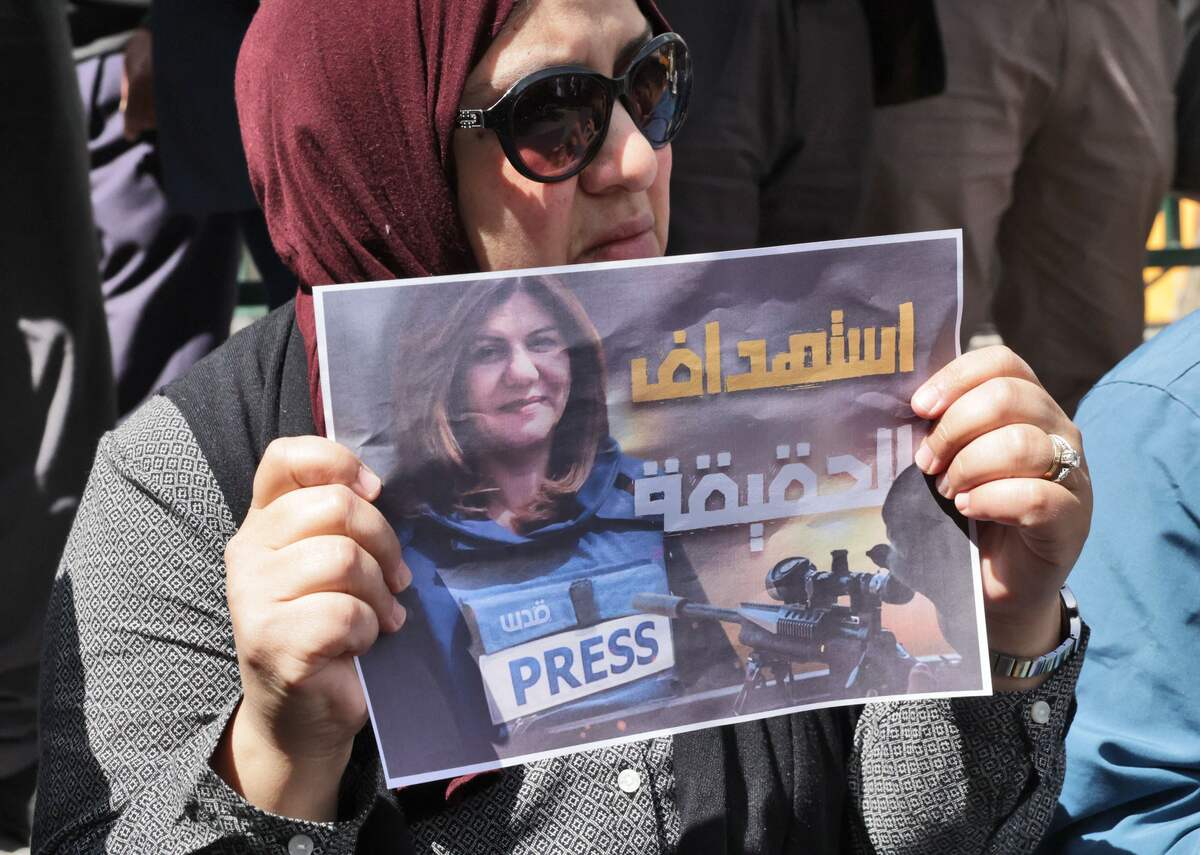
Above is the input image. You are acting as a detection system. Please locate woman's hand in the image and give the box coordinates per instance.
[910,346,1092,689]
[213,437,410,820]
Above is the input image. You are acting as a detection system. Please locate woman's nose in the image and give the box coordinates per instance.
[578,101,658,195]
[503,345,539,383]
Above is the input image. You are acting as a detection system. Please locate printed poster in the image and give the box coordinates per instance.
[314,231,987,787]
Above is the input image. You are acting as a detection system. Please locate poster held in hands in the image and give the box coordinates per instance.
[314,230,987,788]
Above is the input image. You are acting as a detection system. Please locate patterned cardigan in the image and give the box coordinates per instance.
[33,306,1085,854]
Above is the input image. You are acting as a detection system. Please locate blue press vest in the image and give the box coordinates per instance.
[398,439,679,745]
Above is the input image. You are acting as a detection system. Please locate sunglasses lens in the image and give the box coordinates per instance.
[511,74,609,179]
[627,40,688,146]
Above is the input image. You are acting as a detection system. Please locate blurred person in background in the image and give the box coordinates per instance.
[140,0,296,309]
[1040,307,1200,852]
[661,0,945,255]
[70,0,294,418]
[0,0,115,850]
[71,0,239,417]
[860,0,1183,415]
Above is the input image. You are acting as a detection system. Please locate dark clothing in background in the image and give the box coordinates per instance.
[67,0,143,46]
[0,0,116,846]
[1175,0,1200,193]
[861,0,1181,415]
[661,0,944,255]
[68,0,294,422]
[76,45,242,415]
[150,0,296,307]
[151,0,258,214]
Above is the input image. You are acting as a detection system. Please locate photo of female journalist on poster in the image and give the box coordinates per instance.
[354,276,736,781]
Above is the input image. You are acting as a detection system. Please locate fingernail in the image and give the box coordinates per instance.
[391,601,407,631]
[935,472,952,498]
[355,464,382,498]
[914,443,934,473]
[911,386,942,416]
[954,492,970,513]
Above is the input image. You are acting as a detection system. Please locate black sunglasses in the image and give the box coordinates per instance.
[456,32,691,183]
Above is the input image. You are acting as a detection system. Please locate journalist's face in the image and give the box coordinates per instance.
[452,0,671,271]
[463,291,571,453]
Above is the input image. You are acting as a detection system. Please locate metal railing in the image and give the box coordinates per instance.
[1146,195,1200,271]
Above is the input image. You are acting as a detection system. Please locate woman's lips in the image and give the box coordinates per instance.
[579,229,660,263]
[577,216,659,263]
[498,395,548,414]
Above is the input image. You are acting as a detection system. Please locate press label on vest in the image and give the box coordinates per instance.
[478,614,674,724]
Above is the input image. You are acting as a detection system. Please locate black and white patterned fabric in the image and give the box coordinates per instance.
[407,737,678,855]
[849,687,1077,852]
[33,396,1084,853]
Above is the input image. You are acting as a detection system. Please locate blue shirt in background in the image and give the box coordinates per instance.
[1048,309,1200,852]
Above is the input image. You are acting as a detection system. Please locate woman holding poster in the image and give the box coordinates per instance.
[35,0,1092,851]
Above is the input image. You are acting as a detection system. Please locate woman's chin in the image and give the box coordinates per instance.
[479,426,555,457]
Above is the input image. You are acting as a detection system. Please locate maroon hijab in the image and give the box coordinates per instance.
[236,0,669,433]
